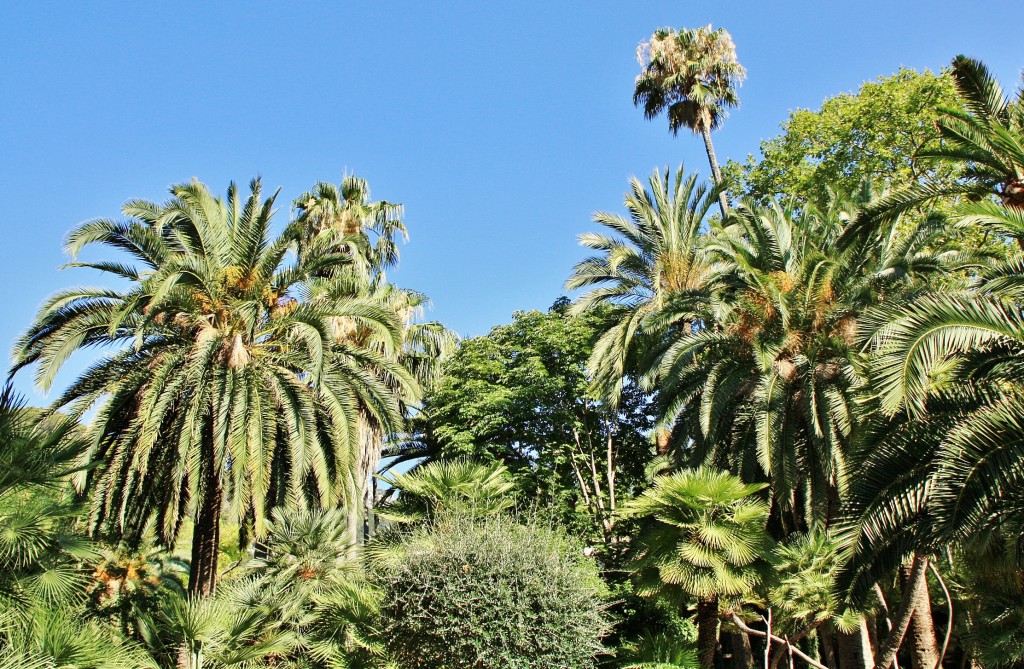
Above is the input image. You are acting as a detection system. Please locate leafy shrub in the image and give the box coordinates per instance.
[372,514,611,668]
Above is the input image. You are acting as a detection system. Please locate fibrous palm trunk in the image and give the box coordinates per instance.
[354,409,382,544]
[188,450,222,599]
[697,596,721,669]
[699,124,730,217]
[837,617,875,669]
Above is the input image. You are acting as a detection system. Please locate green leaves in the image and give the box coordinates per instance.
[11,178,412,582]
[620,467,770,599]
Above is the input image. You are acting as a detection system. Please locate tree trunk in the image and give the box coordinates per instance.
[821,629,838,669]
[699,124,730,217]
[876,554,930,669]
[697,596,721,669]
[730,630,754,669]
[188,453,222,599]
[352,409,381,544]
[837,617,875,669]
[899,562,940,669]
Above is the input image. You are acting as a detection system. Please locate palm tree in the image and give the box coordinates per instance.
[295,176,456,542]
[620,467,770,669]
[12,178,408,597]
[648,191,959,531]
[377,458,515,523]
[634,25,746,215]
[849,55,1024,248]
[293,174,407,282]
[566,165,723,405]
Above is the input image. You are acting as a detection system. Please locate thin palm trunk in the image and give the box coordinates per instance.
[697,595,721,669]
[699,124,730,216]
[899,562,940,669]
[356,409,382,543]
[876,553,930,669]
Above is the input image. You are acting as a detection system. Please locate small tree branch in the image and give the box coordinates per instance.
[730,613,829,669]
[929,562,953,669]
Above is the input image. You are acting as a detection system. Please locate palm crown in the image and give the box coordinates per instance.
[12,178,408,596]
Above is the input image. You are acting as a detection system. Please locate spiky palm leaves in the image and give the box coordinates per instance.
[621,468,769,669]
[293,175,407,282]
[12,178,408,596]
[850,55,1024,242]
[294,177,455,543]
[649,193,956,530]
[566,166,722,404]
[0,386,95,615]
[634,25,745,213]
[377,458,515,523]
[0,387,154,669]
[924,56,1024,209]
[240,507,387,669]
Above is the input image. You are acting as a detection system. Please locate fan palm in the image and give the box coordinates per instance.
[566,165,723,405]
[293,174,407,282]
[0,385,96,616]
[12,178,407,597]
[295,178,456,542]
[634,25,745,215]
[377,458,515,523]
[620,467,770,669]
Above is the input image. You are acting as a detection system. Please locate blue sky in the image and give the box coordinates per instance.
[1,1,1020,402]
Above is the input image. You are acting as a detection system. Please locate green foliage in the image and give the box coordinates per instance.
[634,25,745,137]
[371,514,611,669]
[11,178,412,595]
[621,467,770,599]
[618,632,699,669]
[764,531,860,637]
[566,166,722,403]
[83,547,187,655]
[420,301,653,541]
[377,458,514,523]
[724,68,961,207]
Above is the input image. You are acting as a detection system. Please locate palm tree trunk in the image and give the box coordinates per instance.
[899,562,940,669]
[356,409,382,543]
[730,629,754,669]
[188,453,222,598]
[836,617,875,669]
[699,124,730,217]
[697,595,721,669]
[876,553,929,669]
[821,629,838,669]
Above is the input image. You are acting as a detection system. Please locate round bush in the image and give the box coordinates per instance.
[372,515,610,668]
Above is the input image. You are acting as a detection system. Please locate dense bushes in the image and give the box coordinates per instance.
[372,515,611,669]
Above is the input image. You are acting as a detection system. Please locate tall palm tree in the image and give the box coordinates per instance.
[566,165,723,405]
[620,467,770,669]
[293,174,407,282]
[294,175,456,542]
[634,25,746,215]
[12,178,407,597]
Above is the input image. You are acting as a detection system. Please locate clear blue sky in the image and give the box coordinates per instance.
[1,1,1020,402]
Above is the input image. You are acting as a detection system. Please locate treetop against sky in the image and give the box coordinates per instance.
[1,0,1020,401]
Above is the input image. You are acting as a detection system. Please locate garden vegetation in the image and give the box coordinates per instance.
[2,22,1023,669]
